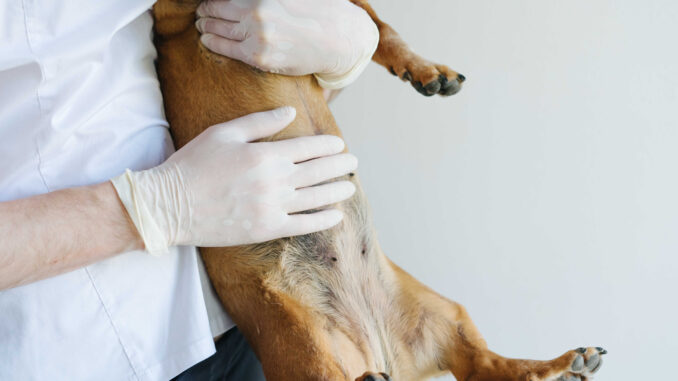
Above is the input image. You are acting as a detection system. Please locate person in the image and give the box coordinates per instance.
[0,0,379,380]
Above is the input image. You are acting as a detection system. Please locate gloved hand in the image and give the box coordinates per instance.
[111,107,357,255]
[195,0,379,89]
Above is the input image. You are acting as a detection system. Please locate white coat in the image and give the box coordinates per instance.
[0,1,233,380]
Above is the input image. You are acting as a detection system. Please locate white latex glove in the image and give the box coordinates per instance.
[195,0,379,89]
[111,107,357,255]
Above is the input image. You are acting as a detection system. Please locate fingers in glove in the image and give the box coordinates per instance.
[199,33,255,65]
[292,153,358,188]
[199,34,274,71]
[196,18,247,41]
[261,135,345,163]
[214,106,296,142]
[196,0,246,21]
[283,209,344,237]
[286,181,356,214]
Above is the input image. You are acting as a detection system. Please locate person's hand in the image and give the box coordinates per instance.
[195,0,379,88]
[111,107,357,255]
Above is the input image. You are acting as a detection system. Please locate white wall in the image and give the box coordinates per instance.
[331,1,678,379]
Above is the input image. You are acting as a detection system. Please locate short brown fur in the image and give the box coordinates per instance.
[152,1,604,380]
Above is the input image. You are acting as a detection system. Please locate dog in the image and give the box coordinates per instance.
[152,1,606,380]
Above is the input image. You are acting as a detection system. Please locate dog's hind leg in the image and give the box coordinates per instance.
[442,311,606,381]
[387,261,605,380]
[349,0,466,96]
[202,248,350,381]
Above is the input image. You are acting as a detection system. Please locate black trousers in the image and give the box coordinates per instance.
[172,327,266,381]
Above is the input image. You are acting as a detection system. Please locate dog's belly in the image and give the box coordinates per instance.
[266,187,397,373]
[200,178,404,378]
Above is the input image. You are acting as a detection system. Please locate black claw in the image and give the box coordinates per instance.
[575,347,587,354]
[364,376,377,381]
[402,71,412,81]
[388,67,397,76]
[596,347,607,355]
[457,73,466,82]
[380,373,391,380]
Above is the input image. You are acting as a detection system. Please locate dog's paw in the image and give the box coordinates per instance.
[388,59,465,97]
[532,347,606,381]
[355,371,392,381]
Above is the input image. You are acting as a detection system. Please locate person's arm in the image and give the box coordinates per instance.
[0,182,142,290]
[1,107,357,291]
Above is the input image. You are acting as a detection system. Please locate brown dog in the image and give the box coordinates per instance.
[152,1,605,380]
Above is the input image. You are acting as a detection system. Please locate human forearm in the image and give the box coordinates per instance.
[0,182,143,290]
[1,108,357,290]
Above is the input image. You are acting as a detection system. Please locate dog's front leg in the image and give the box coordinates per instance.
[349,0,466,97]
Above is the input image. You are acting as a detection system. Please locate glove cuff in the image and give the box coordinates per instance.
[314,20,379,90]
[111,169,170,256]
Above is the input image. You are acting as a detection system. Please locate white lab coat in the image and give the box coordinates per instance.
[0,1,233,380]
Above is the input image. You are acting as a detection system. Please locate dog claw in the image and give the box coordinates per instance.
[596,347,607,355]
[575,347,586,354]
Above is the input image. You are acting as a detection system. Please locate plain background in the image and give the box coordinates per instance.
[330,0,677,379]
